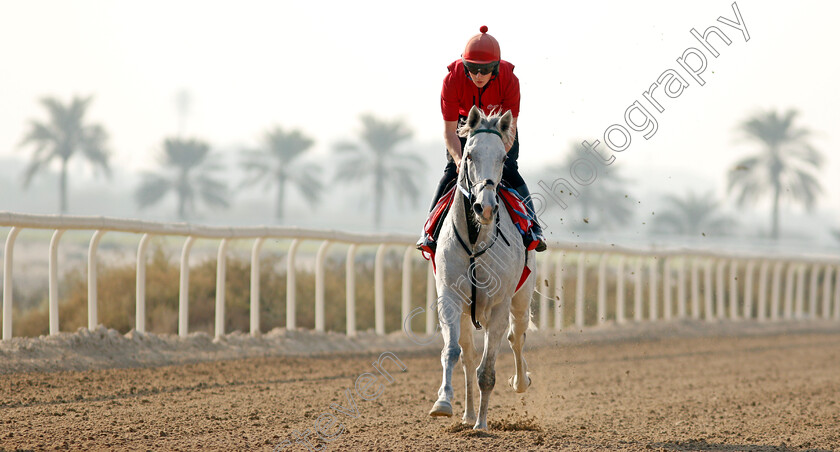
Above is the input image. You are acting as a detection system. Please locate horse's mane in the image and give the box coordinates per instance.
[457,110,515,147]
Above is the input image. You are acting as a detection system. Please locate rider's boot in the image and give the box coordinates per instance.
[416,190,447,253]
[416,230,436,253]
[514,183,547,252]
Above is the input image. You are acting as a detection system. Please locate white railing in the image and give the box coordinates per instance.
[1,211,839,341]
[0,212,424,340]
[537,247,840,329]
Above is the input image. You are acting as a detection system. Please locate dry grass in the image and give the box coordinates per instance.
[15,245,430,337]
[14,251,779,337]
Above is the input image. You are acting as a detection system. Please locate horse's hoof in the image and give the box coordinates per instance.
[462,413,477,425]
[473,421,487,430]
[429,400,453,417]
[508,373,532,393]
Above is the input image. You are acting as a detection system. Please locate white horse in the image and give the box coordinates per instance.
[429,106,536,430]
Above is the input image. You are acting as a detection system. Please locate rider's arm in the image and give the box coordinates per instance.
[505,117,517,153]
[444,120,462,168]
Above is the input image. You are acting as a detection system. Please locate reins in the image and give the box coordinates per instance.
[452,128,511,330]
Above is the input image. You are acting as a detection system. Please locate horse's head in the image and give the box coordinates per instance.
[458,105,514,225]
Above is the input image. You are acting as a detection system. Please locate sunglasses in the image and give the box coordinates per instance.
[464,62,498,75]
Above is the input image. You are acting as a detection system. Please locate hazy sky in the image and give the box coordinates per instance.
[1,0,838,232]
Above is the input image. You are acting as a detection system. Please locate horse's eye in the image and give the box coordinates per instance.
[466,153,472,161]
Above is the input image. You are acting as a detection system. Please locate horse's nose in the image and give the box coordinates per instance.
[473,203,483,216]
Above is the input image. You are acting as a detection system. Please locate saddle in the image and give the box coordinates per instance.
[418,184,539,290]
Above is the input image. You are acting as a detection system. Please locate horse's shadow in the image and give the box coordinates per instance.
[443,422,496,438]
[649,439,832,451]
[443,415,542,438]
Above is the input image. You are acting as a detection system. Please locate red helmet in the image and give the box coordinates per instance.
[462,25,500,64]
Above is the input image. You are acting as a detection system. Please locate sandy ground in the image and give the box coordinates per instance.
[2,321,840,451]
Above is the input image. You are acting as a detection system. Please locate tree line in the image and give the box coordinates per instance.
[539,110,831,241]
[18,96,424,228]
[17,95,835,240]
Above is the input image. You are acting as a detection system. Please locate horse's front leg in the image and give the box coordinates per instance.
[474,301,509,430]
[429,292,462,417]
[458,312,478,425]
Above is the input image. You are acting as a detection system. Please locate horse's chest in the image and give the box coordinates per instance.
[436,222,524,295]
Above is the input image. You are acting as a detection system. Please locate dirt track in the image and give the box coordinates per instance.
[2,329,840,451]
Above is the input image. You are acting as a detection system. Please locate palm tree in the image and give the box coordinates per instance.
[652,191,736,236]
[19,96,111,213]
[334,114,425,228]
[135,138,229,219]
[240,127,323,221]
[542,145,634,230]
[728,109,823,239]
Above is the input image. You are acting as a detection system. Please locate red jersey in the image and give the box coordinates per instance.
[440,59,520,121]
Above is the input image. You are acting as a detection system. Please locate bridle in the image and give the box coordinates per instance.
[456,128,505,207]
[452,127,510,329]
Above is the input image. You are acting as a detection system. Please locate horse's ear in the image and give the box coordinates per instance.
[467,106,482,130]
[498,110,513,136]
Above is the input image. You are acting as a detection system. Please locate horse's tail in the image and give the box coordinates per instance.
[525,278,538,332]
[527,313,538,332]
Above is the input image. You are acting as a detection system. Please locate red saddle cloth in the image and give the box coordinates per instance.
[419,185,535,290]
[497,186,537,250]
[422,186,456,241]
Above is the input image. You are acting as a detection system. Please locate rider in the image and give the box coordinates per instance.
[417,25,547,253]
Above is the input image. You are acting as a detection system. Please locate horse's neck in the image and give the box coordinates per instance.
[450,179,493,247]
